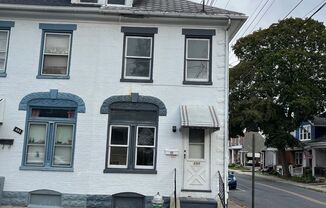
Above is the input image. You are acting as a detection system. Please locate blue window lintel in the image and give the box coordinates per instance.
[0,20,15,29]
[39,23,77,31]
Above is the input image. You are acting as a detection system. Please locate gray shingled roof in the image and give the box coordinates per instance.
[0,0,244,16]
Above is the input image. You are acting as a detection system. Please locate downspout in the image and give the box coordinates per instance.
[224,17,231,206]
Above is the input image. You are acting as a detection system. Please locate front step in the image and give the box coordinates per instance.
[179,197,217,208]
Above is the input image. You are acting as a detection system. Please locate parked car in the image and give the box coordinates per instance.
[228,172,237,189]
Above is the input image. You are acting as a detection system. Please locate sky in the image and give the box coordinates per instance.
[192,0,326,66]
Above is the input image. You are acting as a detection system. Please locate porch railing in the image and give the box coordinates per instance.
[218,171,226,208]
[289,166,303,177]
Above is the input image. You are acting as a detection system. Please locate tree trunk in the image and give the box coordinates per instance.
[279,149,290,177]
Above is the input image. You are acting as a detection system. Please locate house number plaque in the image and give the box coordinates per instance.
[13,127,23,135]
[193,161,201,165]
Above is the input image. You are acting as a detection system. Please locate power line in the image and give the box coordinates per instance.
[308,1,326,19]
[236,0,271,40]
[249,0,276,34]
[283,0,305,19]
[230,0,266,43]
[304,0,325,17]
[225,0,231,9]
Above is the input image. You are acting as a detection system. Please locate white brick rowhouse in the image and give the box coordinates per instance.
[0,0,246,207]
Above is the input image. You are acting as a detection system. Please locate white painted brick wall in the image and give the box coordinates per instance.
[0,17,227,199]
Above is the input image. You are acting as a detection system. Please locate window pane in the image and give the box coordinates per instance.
[136,147,154,166]
[0,52,5,70]
[26,146,45,164]
[186,60,208,80]
[110,147,128,165]
[125,58,150,78]
[53,147,72,165]
[189,129,205,143]
[126,37,151,57]
[138,127,155,146]
[187,39,209,59]
[28,124,47,144]
[31,109,75,119]
[189,144,204,159]
[45,34,70,55]
[0,31,8,51]
[43,55,68,75]
[111,126,128,145]
[55,125,73,145]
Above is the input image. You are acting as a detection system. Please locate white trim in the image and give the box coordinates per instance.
[299,124,311,141]
[124,36,153,80]
[0,30,9,71]
[185,38,210,82]
[134,126,156,169]
[108,125,130,168]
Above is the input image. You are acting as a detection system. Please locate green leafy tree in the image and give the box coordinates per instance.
[230,18,326,176]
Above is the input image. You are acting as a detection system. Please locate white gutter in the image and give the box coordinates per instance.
[224,17,231,206]
[0,3,247,21]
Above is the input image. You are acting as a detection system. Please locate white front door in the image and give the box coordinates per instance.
[183,128,210,191]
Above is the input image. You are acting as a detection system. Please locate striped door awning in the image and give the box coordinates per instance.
[180,105,219,130]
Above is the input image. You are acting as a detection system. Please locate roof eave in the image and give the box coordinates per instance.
[0,3,247,21]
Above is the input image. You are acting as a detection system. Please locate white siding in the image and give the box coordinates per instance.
[0,18,227,198]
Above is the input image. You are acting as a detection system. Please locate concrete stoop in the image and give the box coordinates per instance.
[179,197,217,208]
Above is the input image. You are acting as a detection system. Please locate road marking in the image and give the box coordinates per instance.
[257,182,326,206]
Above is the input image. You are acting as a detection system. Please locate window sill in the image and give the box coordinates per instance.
[36,75,70,79]
[20,166,73,172]
[104,168,157,174]
[120,78,153,83]
[0,73,7,77]
[183,81,212,85]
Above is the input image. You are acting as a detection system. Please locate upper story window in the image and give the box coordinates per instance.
[182,29,215,85]
[19,89,86,171]
[299,124,311,141]
[38,23,77,79]
[121,27,158,83]
[0,20,15,77]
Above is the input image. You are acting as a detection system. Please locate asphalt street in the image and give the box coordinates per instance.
[229,173,326,208]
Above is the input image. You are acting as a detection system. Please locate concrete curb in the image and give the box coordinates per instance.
[231,169,326,193]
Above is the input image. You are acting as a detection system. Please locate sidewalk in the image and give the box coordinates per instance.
[231,169,326,193]
[228,200,246,208]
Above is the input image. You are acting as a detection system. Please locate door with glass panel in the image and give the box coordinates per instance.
[183,128,210,191]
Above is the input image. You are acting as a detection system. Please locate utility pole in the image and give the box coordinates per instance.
[252,133,255,208]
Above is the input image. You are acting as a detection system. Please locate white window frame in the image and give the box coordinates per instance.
[52,123,75,167]
[185,38,210,82]
[0,30,10,73]
[134,126,156,169]
[124,36,153,80]
[41,32,72,76]
[108,125,130,168]
[299,125,311,141]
